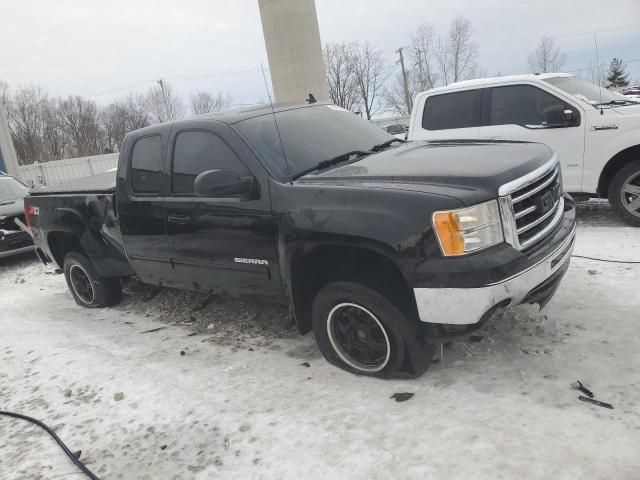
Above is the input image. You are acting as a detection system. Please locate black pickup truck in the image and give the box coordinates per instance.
[26,103,576,378]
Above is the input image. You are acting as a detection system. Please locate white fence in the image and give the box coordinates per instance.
[18,153,119,188]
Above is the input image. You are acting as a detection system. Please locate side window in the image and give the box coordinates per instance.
[489,85,576,127]
[172,131,249,195]
[131,136,163,194]
[422,90,481,131]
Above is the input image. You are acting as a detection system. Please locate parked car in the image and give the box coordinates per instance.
[382,123,408,139]
[0,172,34,259]
[408,73,640,225]
[620,86,640,102]
[25,103,576,378]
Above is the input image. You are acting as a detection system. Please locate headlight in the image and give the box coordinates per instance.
[432,200,504,256]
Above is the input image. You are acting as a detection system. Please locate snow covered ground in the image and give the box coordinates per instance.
[1,203,639,480]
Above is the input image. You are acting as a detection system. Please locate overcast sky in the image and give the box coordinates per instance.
[1,0,638,108]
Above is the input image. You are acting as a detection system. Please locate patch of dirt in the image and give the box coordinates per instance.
[117,278,297,349]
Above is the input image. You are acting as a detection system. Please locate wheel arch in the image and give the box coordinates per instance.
[287,242,417,335]
[47,231,87,269]
[597,144,640,197]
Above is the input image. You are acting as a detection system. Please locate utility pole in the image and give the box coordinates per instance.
[157,78,170,121]
[396,47,412,114]
[415,48,426,91]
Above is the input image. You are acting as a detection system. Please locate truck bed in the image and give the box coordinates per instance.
[29,170,116,195]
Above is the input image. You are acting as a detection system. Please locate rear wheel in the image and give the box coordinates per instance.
[63,252,122,308]
[609,160,640,227]
[311,279,434,378]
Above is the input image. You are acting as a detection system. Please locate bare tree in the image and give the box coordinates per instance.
[350,42,388,119]
[527,36,567,73]
[101,93,150,152]
[41,97,67,160]
[409,24,439,91]
[383,69,422,116]
[60,96,104,157]
[146,80,185,123]
[0,80,9,107]
[5,86,48,164]
[436,16,479,85]
[190,91,232,115]
[323,42,361,111]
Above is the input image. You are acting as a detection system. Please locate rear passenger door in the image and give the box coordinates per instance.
[164,121,279,295]
[117,132,178,287]
[478,84,584,191]
[412,89,482,140]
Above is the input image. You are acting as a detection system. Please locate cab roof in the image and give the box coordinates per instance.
[423,72,574,94]
[131,101,328,136]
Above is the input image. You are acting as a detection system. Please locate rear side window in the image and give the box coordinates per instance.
[172,131,249,195]
[422,90,481,130]
[131,136,163,194]
[489,85,575,126]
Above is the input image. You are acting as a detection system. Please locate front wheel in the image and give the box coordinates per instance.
[609,160,640,227]
[311,280,434,378]
[63,252,123,308]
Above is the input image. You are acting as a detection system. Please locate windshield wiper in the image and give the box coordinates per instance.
[595,99,638,107]
[291,150,372,180]
[370,138,406,152]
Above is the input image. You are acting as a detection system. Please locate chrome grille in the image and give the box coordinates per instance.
[499,155,564,251]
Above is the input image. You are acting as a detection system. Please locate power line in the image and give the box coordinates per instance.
[566,58,640,73]
[552,24,640,40]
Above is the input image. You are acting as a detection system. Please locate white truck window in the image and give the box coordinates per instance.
[421,89,481,131]
[489,85,577,127]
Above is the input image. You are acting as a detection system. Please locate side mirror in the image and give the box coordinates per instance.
[194,169,255,198]
[542,105,574,127]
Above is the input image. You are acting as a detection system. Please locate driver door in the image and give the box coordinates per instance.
[163,121,279,295]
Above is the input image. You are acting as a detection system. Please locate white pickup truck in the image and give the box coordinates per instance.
[408,73,640,225]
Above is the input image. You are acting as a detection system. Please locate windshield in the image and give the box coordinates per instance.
[0,176,29,202]
[235,105,392,180]
[544,76,631,105]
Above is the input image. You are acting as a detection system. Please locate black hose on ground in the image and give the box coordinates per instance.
[572,254,640,264]
[0,410,99,480]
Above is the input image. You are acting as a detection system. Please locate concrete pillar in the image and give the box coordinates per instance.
[258,0,329,103]
[0,100,19,178]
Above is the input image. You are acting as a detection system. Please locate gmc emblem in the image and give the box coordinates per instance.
[537,184,560,214]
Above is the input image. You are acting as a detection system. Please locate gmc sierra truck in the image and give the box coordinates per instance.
[25,103,576,378]
[409,73,640,225]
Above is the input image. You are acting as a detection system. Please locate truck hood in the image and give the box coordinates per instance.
[613,104,640,116]
[298,140,554,206]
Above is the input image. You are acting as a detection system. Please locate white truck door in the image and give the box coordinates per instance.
[409,89,482,141]
[476,84,585,192]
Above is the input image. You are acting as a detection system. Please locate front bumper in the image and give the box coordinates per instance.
[413,219,576,326]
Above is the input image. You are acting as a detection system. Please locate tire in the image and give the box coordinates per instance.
[609,159,640,227]
[63,251,123,308]
[311,279,434,379]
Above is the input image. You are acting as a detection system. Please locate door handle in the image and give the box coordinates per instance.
[167,214,191,224]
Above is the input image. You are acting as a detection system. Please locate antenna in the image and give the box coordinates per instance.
[260,63,293,185]
[594,33,604,115]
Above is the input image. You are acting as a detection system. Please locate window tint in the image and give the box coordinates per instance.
[422,90,481,130]
[489,85,574,126]
[131,136,162,194]
[172,131,248,194]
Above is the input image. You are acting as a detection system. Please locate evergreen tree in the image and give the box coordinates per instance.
[606,58,630,88]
